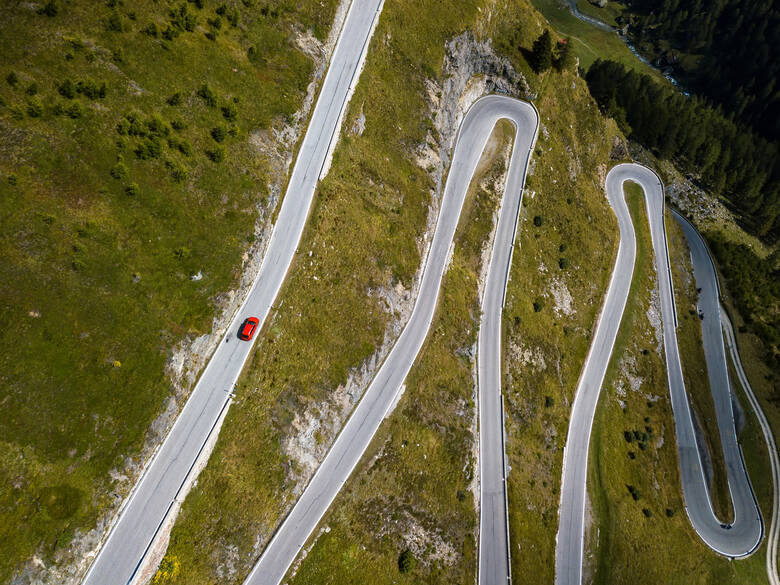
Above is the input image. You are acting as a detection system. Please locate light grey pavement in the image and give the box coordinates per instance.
[477,98,538,585]
[672,210,762,554]
[245,95,538,585]
[555,163,647,585]
[673,211,769,577]
[81,1,384,583]
[722,308,779,585]
[556,163,762,585]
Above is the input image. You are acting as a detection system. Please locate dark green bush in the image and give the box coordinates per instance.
[206,146,225,163]
[398,549,416,573]
[177,140,192,156]
[533,215,543,226]
[125,182,140,196]
[558,257,569,269]
[170,3,197,33]
[66,102,83,118]
[221,102,237,121]
[76,79,107,99]
[135,138,163,159]
[110,162,129,180]
[165,160,188,182]
[211,125,227,142]
[38,0,59,17]
[27,97,44,117]
[197,84,217,107]
[167,91,183,106]
[58,79,75,99]
[105,11,124,32]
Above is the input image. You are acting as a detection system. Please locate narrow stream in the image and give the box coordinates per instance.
[564,0,687,91]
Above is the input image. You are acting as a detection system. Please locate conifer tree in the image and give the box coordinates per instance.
[530,30,552,73]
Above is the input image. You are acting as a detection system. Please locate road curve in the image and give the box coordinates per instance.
[673,210,776,585]
[556,163,762,585]
[245,95,538,585]
[671,210,763,554]
[723,312,779,585]
[81,1,384,583]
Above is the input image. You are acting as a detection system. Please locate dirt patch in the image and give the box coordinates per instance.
[646,286,663,355]
[548,277,575,318]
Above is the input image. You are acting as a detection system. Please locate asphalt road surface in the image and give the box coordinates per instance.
[722,306,779,585]
[556,163,762,585]
[81,1,384,583]
[555,163,649,585]
[245,96,538,585]
[673,211,763,555]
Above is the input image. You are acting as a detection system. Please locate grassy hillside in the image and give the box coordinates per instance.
[0,0,338,580]
[287,120,514,585]
[152,0,623,581]
[529,0,656,72]
[153,0,492,582]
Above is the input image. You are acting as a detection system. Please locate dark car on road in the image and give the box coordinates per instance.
[238,317,260,341]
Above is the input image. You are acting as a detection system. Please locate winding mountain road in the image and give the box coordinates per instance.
[555,163,763,585]
[81,1,384,583]
[672,210,762,555]
[673,210,776,585]
[246,95,538,585]
[76,1,770,578]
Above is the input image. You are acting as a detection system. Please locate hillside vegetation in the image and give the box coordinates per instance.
[621,0,779,142]
[0,0,337,580]
[154,0,624,581]
[586,60,779,239]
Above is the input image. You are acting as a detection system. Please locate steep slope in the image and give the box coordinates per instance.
[0,1,340,581]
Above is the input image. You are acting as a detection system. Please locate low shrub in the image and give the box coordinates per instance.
[211,125,227,142]
[27,97,44,117]
[206,146,225,163]
[398,549,416,573]
[197,84,217,107]
[110,162,129,180]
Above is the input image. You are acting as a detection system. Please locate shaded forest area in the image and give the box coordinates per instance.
[623,0,779,143]
[708,234,779,382]
[586,59,779,385]
[586,60,779,239]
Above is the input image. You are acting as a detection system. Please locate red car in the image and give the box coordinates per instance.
[238,317,259,341]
